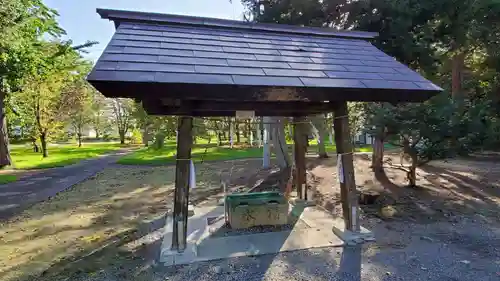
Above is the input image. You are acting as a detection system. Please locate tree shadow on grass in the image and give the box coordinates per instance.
[16,214,169,281]
[1,159,285,281]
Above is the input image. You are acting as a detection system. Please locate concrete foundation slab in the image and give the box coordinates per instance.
[160,204,374,266]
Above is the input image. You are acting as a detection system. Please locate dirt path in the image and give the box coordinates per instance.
[0,148,135,221]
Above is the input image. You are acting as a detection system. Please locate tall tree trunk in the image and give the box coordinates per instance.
[32,138,39,153]
[236,124,240,144]
[40,132,48,158]
[217,131,222,146]
[407,153,417,187]
[270,117,290,168]
[228,118,233,147]
[451,51,465,100]
[401,138,417,187]
[311,115,328,158]
[119,130,125,144]
[142,125,150,147]
[245,120,251,143]
[371,136,384,172]
[0,92,11,167]
[77,133,82,147]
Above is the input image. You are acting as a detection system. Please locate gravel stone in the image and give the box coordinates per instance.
[420,236,434,242]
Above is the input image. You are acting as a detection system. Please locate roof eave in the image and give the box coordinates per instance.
[96,8,379,40]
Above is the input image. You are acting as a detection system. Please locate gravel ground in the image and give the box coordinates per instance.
[70,214,499,281]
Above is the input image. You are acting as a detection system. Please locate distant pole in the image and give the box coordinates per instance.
[257,117,263,147]
[229,118,234,148]
[262,116,271,168]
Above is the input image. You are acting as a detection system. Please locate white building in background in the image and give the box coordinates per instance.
[354,132,374,145]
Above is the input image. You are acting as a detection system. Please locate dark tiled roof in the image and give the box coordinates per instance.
[88,9,442,103]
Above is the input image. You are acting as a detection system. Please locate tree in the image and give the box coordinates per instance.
[0,0,64,166]
[365,104,386,171]
[347,102,367,146]
[63,78,94,147]
[310,115,329,158]
[90,91,110,139]
[13,41,88,157]
[111,98,134,144]
[132,101,154,146]
[366,94,493,187]
[270,117,290,168]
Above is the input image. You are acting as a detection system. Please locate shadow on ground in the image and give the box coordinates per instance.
[0,159,267,281]
[4,151,500,281]
[306,153,500,224]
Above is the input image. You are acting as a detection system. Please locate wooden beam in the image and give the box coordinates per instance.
[143,108,318,117]
[158,100,338,112]
[141,100,332,117]
[333,102,359,232]
[171,116,193,252]
[293,116,307,200]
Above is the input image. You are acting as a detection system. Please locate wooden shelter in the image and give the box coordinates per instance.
[88,8,442,252]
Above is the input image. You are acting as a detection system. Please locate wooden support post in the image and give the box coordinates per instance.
[333,102,360,232]
[171,116,193,252]
[293,116,307,200]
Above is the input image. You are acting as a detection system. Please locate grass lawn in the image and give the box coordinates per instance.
[9,142,131,170]
[117,140,377,165]
[0,174,17,184]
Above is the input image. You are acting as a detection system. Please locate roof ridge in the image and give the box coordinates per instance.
[97,8,378,40]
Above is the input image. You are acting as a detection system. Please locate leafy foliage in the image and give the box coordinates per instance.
[365,94,495,185]
[111,98,134,144]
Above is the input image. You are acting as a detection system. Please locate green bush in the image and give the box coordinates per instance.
[130,128,142,144]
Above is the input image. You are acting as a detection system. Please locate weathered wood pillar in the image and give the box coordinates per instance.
[333,102,359,232]
[293,116,307,200]
[171,116,193,252]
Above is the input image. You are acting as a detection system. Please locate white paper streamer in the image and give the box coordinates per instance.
[337,154,344,184]
[351,206,357,230]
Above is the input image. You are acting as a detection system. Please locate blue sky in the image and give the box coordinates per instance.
[44,0,245,61]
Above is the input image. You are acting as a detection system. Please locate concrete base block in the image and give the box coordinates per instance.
[160,205,225,266]
[331,217,375,245]
[188,204,195,216]
[289,197,316,207]
[297,207,374,245]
